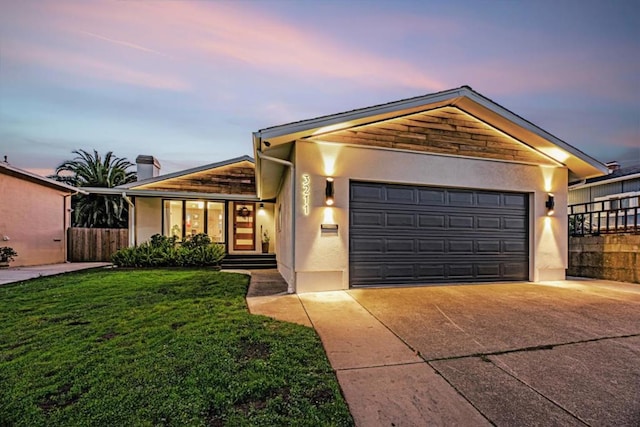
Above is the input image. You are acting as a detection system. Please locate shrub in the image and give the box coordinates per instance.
[111,234,225,268]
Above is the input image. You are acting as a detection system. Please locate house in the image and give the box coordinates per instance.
[0,159,84,267]
[94,86,608,293]
[90,155,276,256]
[253,86,607,292]
[567,162,640,235]
[569,162,640,205]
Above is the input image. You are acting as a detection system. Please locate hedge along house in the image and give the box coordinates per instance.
[90,155,276,255]
[253,86,608,293]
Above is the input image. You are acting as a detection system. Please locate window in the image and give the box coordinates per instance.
[164,201,183,238]
[163,200,226,243]
[207,202,225,243]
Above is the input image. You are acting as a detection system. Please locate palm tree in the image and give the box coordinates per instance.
[52,149,137,228]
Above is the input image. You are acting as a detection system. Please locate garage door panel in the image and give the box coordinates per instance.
[387,213,416,227]
[448,240,474,253]
[418,189,446,204]
[449,216,474,228]
[386,264,415,279]
[350,181,529,287]
[351,238,384,253]
[477,192,502,206]
[351,183,384,201]
[386,186,416,204]
[504,193,528,207]
[448,191,475,206]
[351,211,384,227]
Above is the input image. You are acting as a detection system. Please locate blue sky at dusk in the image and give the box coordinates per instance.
[1,0,638,176]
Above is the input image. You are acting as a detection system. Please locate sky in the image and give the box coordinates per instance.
[1,0,638,177]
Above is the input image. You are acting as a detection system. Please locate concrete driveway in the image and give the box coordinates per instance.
[248,279,640,426]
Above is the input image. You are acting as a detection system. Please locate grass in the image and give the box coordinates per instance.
[0,269,353,426]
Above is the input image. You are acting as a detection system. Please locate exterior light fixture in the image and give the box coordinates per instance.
[325,177,335,206]
[545,194,555,216]
[259,202,265,210]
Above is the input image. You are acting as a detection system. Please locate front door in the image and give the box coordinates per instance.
[233,202,255,251]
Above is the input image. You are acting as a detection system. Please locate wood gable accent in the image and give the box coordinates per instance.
[308,106,557,165]
[134,160,256,195]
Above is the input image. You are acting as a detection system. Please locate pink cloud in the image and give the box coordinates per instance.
[11,1,445,92]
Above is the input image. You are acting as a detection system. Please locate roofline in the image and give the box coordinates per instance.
[84,187,259,201]
[255,86,465,141]
[253,86,608,179]
[0,161,86,194]
[458,87,607,175]
[569,172,640,190]
[120,155,254,189]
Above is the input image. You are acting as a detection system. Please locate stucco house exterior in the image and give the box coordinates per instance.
[0,160,83,267]
[99,86,607,293]
[253,86,607,292]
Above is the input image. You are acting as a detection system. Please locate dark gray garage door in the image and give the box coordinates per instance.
[349,181,529,287]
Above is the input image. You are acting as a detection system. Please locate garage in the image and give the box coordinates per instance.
[349,181,529,287]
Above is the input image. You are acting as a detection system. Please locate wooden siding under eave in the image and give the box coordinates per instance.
[135,163,256,195]
[308,106,557,166]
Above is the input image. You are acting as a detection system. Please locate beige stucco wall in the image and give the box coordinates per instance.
[291,140,569,292]
[0,173,71,267]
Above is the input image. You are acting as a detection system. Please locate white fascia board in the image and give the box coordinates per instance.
[83,187,259,201]
[120,155,254,189]
[569,172,640,189]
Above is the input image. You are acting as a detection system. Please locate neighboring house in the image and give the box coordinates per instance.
[568,162,640,205]
[0,160,84,267]
[253,86,607,292]
[87,155,275,254]
[567,162,640,235]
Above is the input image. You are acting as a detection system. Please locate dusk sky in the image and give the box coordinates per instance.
[1,0,638,176]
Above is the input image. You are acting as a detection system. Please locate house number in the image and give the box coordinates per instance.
[302,174,310,215]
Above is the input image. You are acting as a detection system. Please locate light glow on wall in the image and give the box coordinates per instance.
[540,166,555,192]
[323,207,335,224]
[317,141,342,176]
[301,173,311,215]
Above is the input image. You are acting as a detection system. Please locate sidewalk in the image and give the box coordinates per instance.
[246,273,488,426]
[0,262,112,285]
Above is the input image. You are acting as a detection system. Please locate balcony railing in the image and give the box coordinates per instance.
[568,195,640,236]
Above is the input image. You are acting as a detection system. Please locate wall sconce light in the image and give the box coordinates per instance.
[325,177,335,206]
[259,202,265,210]
[545,194,555,215]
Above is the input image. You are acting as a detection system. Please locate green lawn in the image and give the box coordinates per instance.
[0,269,353,426]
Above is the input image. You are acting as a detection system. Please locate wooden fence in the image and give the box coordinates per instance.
[67,227,129,262]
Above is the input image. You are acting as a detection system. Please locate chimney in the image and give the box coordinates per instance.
[136,155,161,181]
[605,161,620,173]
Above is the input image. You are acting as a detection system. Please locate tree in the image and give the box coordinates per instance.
[52,149,137,228]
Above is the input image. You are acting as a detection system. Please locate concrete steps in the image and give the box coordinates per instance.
[222,254,276,270]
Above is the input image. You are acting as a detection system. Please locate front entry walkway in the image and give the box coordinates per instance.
[247,277,640,426]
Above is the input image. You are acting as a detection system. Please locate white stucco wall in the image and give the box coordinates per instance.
[135,197,162,244]
[0,173,71,266]
[275,166,294,286]
[291,140,569,292]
